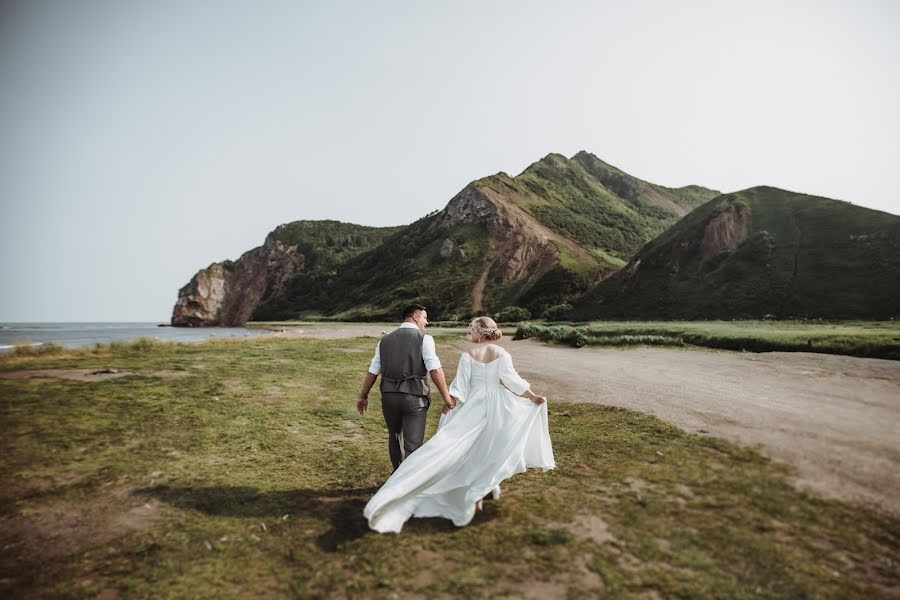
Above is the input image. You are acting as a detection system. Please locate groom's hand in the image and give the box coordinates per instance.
[356,396,368,414]
[442,395,457,413]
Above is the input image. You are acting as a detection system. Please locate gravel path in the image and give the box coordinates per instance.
[272,324,900,515]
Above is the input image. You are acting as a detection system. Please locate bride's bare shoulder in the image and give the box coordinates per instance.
[461,343,508,363]
[460,342,479,355]
[459,343,478,359]
[481,344,509,362]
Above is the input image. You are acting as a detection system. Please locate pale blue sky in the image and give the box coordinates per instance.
[2,0,898,321]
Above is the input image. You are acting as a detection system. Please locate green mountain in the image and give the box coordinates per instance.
[506,151,717,267]
[265,220,404,275]
[572,186,900,320]
[249,152,716,321]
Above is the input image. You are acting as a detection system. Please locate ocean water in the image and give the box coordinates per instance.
[0,322,271,352]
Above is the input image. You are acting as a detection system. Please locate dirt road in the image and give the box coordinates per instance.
[273,324,900,515]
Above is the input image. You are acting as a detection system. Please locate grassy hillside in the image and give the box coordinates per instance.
[265,220,402,273]
[480,152,719,265]
[249,221,403,320]
[574,187,900,320]
[257,208,592,322]
[255,216,494,321]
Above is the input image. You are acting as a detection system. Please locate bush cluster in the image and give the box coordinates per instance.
[495,306,531,322]
[542,304,574,321]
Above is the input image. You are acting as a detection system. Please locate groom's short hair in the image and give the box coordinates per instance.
[402,303,426,319]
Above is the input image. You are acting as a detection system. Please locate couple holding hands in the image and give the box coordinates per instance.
[356,303,555,533]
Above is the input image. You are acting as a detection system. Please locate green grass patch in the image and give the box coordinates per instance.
[1,335,897,597]
[515,320,900,359]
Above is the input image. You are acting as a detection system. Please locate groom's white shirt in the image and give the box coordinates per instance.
[367,322,441,375]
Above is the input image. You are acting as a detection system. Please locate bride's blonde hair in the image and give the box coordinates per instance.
[469,316,502,341]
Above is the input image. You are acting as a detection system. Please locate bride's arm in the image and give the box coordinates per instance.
[522,388,546,404]
[499,353,546,404]
[446,353,470,412]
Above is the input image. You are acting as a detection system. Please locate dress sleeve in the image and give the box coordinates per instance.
[498,352,530,396]
[448,353,471,404]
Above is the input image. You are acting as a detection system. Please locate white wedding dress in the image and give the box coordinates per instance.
[363,349,556,533]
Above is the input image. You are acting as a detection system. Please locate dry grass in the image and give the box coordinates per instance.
[1,335,897,598]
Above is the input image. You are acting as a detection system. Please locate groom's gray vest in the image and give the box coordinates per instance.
[379,327,430,397]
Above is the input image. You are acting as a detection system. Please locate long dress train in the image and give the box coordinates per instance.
[363,350,555,533]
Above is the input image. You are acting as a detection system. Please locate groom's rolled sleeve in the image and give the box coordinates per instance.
[368,342,381,375]
[422,335,441,372]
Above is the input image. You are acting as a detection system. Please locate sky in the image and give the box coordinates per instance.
[1,0,898,322]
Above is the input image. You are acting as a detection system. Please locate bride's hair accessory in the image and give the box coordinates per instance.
[469,316,502,341]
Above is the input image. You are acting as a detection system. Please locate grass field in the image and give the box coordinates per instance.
[514,320,900,360]
[1,335,898,598]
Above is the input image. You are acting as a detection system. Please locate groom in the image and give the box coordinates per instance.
[356,303,456,470]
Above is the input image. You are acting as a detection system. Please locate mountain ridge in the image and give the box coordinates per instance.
[170,152,897,325]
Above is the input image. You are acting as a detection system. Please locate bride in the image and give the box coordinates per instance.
[363,316,556,533]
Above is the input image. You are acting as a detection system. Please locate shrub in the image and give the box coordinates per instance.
[495,306,531,322]
[514,323,542,340]
[564,328,589,348]
[9,340,66,357]
[543,304,574,321]
[109,337,166,353]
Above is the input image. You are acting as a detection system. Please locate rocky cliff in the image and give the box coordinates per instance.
[171,237,304,326]
[432,182,583,310]
[171,222,400,326]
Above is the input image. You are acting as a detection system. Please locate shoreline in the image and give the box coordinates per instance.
[0,322,271,353]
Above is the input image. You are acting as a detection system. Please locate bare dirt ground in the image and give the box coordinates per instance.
[0,368,191,381]
[272,323,900,516]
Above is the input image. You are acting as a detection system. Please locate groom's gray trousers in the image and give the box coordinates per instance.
[380,392,430,471]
